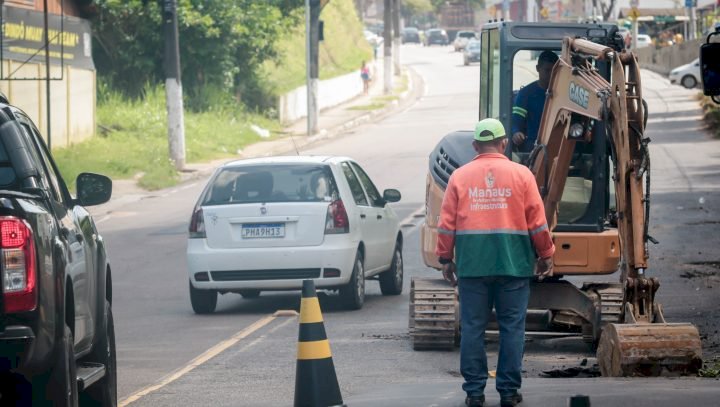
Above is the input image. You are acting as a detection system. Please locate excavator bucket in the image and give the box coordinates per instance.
[409,277,459,350]
[597,323,703,377]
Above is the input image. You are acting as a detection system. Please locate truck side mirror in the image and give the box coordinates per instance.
[700,42,720,99]
[76,173,112,206]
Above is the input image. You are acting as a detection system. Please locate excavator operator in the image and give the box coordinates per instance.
[511,50,559,152]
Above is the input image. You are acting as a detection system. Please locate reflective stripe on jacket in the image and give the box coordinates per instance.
[435,153,555,278]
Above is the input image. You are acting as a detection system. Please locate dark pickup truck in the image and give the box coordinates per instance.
[0,97,116,406]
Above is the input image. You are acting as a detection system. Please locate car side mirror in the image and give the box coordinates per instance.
[383,189,401,203]
[76,173,112,206]
[700,42,720,99]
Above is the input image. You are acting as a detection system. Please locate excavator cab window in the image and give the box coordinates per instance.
[479,28,501,120]
[509,48,605,226]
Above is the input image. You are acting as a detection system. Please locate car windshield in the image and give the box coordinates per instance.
[202,164,339,205]
[459,32,475,39]
[467,41,480,51]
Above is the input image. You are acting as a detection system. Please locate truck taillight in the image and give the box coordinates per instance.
[189,207,206,239]
[325,200,349,234]
[1,217,37,313]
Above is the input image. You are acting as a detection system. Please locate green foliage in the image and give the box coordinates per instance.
[53,85,280,190]
[699,356,720,378]
[700,94,720,138]
[91,0,303,108]
[262,0,372,96]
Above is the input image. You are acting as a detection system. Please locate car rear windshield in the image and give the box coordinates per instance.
[202,164,339,205]
[0,139,17,188]
[459,32,475,38]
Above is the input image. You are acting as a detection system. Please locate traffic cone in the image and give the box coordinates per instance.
[294,279,345,407]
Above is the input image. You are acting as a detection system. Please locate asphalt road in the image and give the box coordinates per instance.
[99,44,720,407]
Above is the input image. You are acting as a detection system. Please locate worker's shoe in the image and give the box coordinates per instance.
[500,392,523,407]
[465,394,485,406]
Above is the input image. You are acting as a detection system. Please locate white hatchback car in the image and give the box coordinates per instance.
[186,156,404,313]
[669,58,701,89]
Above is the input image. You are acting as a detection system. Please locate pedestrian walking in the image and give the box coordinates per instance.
[360,61,371,95]
[435,118,555,407]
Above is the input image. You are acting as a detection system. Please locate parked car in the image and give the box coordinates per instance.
[424,28,449,46]
[463,39,481,65]
[635,34,652,49]
[669,58,701,89]
[186,156,404,312]
[453,30,476,51]
[0,94,115,406]
[402,27,421,44]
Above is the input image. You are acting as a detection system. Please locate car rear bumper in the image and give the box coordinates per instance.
[0,326,35,370]
[186,237,358,290]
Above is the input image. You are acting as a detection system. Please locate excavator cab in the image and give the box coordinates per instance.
[414,22,702,377]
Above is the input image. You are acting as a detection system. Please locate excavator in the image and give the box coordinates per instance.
[411,21,703,376]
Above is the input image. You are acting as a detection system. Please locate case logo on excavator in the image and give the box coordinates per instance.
[569,81,590,109]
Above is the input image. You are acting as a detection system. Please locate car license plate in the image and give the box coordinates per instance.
[241,223,285,239]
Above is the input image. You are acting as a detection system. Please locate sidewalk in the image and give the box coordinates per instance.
[89,58,418,218]
[344,377,720,406]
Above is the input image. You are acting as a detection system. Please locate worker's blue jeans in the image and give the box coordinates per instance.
[458,276,530,398]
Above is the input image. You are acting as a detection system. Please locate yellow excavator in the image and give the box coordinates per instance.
[412,21,703,376]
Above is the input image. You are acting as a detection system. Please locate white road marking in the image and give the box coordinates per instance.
[96,215,111,224]
[399,206,425,229]
[119,314,277,406]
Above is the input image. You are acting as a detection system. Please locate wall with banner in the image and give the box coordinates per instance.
[0,5,95,148]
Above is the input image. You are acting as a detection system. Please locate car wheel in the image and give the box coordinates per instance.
[340,252,365,310]
[189,280,217,314]
[681,75,697,89]
[82,300,117,406]
[379,243,403,296]
[239,289,261,299]
[47,325,78,407]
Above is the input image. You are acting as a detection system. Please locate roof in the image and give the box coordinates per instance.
[223,156,343,168]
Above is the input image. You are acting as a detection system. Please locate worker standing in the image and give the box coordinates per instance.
[436,118,555,407]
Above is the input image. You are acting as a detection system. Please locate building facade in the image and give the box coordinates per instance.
[1,0,95,148]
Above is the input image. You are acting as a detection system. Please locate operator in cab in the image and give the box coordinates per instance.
[511,50,559,152]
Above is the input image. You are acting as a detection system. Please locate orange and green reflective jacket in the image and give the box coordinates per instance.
[435,153,555,278]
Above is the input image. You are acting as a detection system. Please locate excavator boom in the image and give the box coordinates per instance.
[532,37,702,376]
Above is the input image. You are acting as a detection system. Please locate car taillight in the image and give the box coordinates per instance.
[325,199,349,234]
[1,217,37,313]
[189,207,206,239]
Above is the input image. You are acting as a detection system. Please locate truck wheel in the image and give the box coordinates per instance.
[82,300,117,406]
[340,252,365,310]
[189,280,217,314]
[379,243,403,296]
[48,325,78,407]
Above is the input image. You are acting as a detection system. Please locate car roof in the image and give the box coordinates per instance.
[222,155,352,168]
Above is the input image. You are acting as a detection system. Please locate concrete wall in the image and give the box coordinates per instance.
[0,61,95,149]
[635,39,702,76]
[278,69,364,124]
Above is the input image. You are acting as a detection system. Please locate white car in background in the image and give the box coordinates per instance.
[186,156,404,313]
[635,34,652,49]
[453,30,477,52]
[669,58,701,89]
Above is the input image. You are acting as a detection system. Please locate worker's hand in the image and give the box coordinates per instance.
[534,257,554,281]
[442,262,457,287]
[512,132,526,146]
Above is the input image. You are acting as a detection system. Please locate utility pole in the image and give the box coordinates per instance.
[392,0,401,76]
[42,0,52,149]
[689,0,697,40]
[306,0,321,136]
[163,0,185,170]
[383,0,393,93]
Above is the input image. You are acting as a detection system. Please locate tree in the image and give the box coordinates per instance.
[91,0,303,108]
[592,0,617,22]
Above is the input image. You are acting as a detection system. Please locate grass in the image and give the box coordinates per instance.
[53,86,280,191]
[699,355,720,378]
[347,103,386,111]
[699,94,720,138]
[261,0,372,96]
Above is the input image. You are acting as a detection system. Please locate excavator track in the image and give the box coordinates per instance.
[581,283,624,343]
[409,277,459,350]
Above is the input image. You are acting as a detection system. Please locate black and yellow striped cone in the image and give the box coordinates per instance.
[294,279,345,407]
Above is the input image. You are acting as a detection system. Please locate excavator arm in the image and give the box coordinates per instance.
[530,37,702,376]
